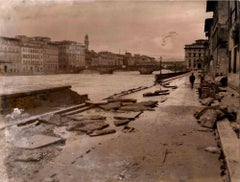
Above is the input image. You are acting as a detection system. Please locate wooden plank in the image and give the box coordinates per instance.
[217,119,240,182]
[0,104,90,130]
[54,103,86,114]
[60,106,92,116]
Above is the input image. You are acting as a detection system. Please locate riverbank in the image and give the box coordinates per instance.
[1,74,229,182]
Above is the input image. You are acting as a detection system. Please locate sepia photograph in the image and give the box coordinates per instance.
[0,0,239,181]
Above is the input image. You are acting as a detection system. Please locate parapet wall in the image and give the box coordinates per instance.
[0,85,88,115]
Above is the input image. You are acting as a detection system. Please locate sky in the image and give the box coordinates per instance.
[0,0,212,60]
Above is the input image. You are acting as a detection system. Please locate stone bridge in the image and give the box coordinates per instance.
[86,65,161,74]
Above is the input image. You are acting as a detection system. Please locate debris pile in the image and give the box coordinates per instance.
[5,108,30,121]
[92,99,158,112]
[195,105,238,129]
[195,81,239,131]
[105,86,149,100]
[197,80,226,100]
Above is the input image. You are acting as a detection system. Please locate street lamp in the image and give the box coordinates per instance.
[159,56,162,75]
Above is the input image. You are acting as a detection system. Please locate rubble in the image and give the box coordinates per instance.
[230,122,240,135]
[204,146,221,154]
[194,106,220,119]
[199,97,214,106]
[38,115,70,127]
[85,100,108,105]
[15,153,47,162]
[107,98,137,103]
[119,101,158,112]
[114,119,130,126]
[14,134,65,149]
[198,109,218,128]
[99,102,122,111]
[214,76,228,87]
[70,122,109,133]
[122,125,136,133]
[88,128,116,137]
[114,112,142,120]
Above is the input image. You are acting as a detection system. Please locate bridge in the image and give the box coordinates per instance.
[85,65,161,74]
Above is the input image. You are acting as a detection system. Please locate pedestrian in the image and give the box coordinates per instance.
[189,72,195,89]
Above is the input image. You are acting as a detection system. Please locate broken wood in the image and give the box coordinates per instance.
[88,128,116,137]
[114,120,130,126]
[114,112,142,120]
[143,92,169,97]
[162,148,168,163]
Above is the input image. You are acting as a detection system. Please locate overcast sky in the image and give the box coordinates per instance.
[0,0,212,60]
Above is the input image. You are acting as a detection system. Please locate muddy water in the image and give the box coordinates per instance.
[0,71,169,100]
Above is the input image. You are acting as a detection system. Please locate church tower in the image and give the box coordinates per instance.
[84,34,89,50]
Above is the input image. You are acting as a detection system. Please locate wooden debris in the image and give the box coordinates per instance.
[143,92,169,97]
[198,109,218,128]
[114,112,142,120]
[14,134,65,149]
[114,120,130,126]
[122,125,136,133]
[85,100,108,105]
[15,153,47,162]
[107,98,137,103]
[99,102,122,111]
[88,128,116,137]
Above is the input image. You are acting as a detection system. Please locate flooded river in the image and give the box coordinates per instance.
[0,71,168,100]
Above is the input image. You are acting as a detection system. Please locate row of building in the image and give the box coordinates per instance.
[185,0,239,89]
[0,35,88,74]
[86,50,157,67]
[0,34,158,74]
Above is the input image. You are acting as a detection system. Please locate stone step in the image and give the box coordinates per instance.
[217,119,240,182]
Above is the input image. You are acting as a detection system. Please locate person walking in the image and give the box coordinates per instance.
[189,72,195,89]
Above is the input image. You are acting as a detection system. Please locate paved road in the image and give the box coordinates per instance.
[33,75,222,182]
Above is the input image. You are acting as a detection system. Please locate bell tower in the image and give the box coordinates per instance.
[84,34,89,50]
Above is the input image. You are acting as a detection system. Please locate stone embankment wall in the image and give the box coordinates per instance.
[0,85,88,115]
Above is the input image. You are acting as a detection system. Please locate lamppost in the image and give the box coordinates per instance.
[159,56,162,75]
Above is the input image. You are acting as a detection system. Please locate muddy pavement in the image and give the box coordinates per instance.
[31,76,222,182]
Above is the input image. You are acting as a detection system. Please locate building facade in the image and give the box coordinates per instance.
[16,35,44,73]
[227,0,240,89]
[97,51,124,66]
[43,42,59,73]
[204,0,239,90]
[184,39,208,70]
[0,37,21,73]
[204,0,229,76]
[56,40,86,72]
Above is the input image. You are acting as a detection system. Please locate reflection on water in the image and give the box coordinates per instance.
[0,71,169,100]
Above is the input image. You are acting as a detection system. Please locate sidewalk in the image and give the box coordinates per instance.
[25,76,222,182]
